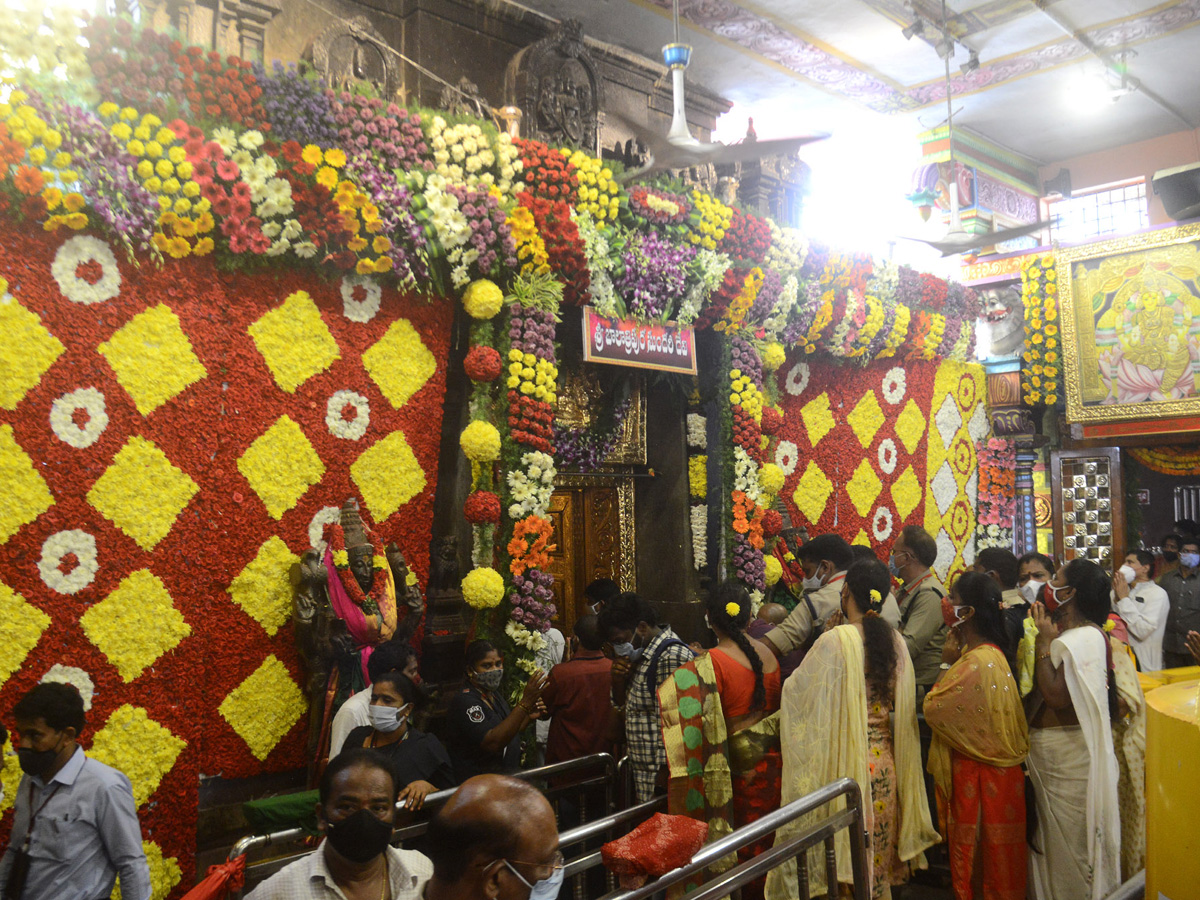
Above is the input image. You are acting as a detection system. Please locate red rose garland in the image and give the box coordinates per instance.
[515,139,579,202]
[517,193,589,306]
[720,207,772,265]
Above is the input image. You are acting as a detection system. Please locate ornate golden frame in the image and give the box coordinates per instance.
[1059,222,1200,423]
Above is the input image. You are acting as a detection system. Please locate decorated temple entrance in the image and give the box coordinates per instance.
[545,481,635,624]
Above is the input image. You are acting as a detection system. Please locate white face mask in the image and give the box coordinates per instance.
[1118,564,1137,585]
[801,564,826,592]
[1019,579,1044,604]
[368,704,408,734]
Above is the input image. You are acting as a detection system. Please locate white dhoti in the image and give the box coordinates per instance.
[1027,726,1092,900]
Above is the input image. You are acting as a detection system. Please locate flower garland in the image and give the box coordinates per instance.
[614,231,696,320]
[1127,446,1200,476]
[629,185,692,227]
[977,437,1016,549]
[720,206,772,264]
[1020,254,1061,406]
[560,148,622,222]
[324,521,389,616]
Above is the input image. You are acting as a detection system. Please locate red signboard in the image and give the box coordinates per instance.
[582,307,698,374]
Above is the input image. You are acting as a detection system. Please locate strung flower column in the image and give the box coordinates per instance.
[686,386,708,571]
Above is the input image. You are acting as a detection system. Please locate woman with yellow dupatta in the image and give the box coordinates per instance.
[924,571,1028,900]
[766,558,939,900]
[659,583,782,899]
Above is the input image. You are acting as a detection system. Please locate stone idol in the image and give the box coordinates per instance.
[505,19,602,153]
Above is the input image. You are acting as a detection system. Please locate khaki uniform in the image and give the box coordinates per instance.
[764,573,846,656]
[896,570,947,691]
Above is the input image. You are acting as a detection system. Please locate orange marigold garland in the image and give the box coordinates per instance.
[507,515,556,577]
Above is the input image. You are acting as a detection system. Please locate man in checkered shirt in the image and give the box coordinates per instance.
[599,593,694,802]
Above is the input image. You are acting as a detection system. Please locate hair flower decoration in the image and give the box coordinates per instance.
[725,601,741,617]
[869,589,882,603]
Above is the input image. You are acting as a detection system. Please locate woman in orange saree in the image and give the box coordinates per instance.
[924,572,1028,900]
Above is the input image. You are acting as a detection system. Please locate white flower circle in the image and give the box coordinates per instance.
[51,236,122,304]
[340,274,382,323]
[877,438,898,475]
[309,506,341,552]
[49,387,108,449]
[872,506,894,542]
[326,390,370,440]
[38,529,98,595]
[784,361,810,396]
[775,440,799,477]
[882,367,907,405]
[40,664,95,711]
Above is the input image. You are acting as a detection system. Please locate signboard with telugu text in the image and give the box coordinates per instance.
[582,307,697,375]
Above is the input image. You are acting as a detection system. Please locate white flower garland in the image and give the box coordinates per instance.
[872,506,894,542]
[507,451,557,519]
[679,249,732,327]
[51,235,121,304]
[326,390,370,440]
[690,504,708,569]
[40,664,95,711]
[774,440,799,477]
[49,387,108,448]
[308,506,341,551]
[877,438,898,475]
[733,447,761,504]
[762,274,800,339]
[573,209,620,318]
[38,529,98,595]
[686,413,707,450]
[340,275,382,323]
[506,620,548,653]
[881,367,907,405]
[784,361,810,396]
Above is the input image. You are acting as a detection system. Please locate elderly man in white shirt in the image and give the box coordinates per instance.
[1112,548,1170,671]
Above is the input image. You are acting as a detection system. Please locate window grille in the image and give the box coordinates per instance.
[1174,485,1200,522]
[1048,180,1148,244]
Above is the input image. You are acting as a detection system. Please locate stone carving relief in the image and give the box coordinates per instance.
[505,19,602,153]
[438,76,489,120]
[309,15,401,100]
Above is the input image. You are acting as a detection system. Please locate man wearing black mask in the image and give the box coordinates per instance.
[0,683,150,900]
[247,748,432,899]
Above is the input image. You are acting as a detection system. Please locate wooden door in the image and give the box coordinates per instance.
[544,486,624,627]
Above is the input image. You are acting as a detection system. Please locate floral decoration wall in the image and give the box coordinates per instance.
[0,225,451,896]
[776,354,987,582]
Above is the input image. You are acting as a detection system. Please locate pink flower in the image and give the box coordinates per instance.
[217,159,239,181]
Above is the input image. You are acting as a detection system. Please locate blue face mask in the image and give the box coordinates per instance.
[887,554,901,577]
[504,858,565,900]
[611,641,635,658]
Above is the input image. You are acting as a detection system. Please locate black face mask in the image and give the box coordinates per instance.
[17,736,64,777]
[1164,550,1180,563]
[324,809,393,863]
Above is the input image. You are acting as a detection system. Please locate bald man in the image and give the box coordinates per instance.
[424,774,562,900]
[746,602,804,681]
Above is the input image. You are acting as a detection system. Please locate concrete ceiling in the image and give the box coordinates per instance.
[514,0,1200,167]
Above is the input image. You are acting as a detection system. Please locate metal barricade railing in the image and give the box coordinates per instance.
[559,795,668,899]
[226,752,622,898]
[592,777,870,900]
[1101,871,1145,900]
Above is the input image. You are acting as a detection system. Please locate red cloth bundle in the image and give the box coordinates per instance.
[602,813,709,880]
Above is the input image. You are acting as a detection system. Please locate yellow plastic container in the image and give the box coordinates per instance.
[1145,678,1200,900]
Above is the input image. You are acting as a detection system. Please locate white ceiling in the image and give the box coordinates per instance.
[516,0,1200,166]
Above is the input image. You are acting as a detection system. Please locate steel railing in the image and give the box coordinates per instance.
[558,794,668,899]
[593,777,870,900]
[226,752,621,897]
[1101,871,1145,900]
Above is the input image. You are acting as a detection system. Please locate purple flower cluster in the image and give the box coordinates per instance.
[327,92,431,173]
[447,184,517,277]
[732,534,765,592]
[895,265,923,309]
[28,91,158,252]
[614,231,696,320]
[553,395,632,472]
[747,266,782,325]
[509,303,557,364]
[781,280,822,345]
[349,158,428,283]
[254,61,338,147]
[938,314,963,357]
[510,569,556,632]
[946,281,981,320]
[730,334,762,387]
[799,241,830,282]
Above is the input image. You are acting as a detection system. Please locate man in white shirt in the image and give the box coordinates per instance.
[1112,548,1170,671]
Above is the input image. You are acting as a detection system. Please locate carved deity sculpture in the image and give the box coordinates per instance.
[505,19,602,153]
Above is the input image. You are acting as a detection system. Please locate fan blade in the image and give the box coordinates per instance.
[899,219,1048,257]
[692,133,830,166]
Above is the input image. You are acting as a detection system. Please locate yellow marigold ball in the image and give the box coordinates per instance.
[460,420,501,462]
[761,342,786,372]
[764,555,783,587]
[462,278,504,320]
[759,462,785,496]
[462,567,505,609]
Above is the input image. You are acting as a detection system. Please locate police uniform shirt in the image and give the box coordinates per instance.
[445,684,521,782]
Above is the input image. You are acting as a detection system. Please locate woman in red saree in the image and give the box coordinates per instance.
[659,582,782,899]
[924,571,1028,900]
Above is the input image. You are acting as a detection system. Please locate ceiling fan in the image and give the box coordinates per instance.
[614,0,829,183]
[898,2,1051,256]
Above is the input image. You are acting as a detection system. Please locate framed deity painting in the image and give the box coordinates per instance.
[1059,222,1200,423]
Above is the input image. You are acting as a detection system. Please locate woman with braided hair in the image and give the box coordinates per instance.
[658,582,781,899]
[767,558,939,900]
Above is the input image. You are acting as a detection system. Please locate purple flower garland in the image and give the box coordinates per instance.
[511,569,557,632]
[553,395,633,471]
[253,61,339,148]
[614,230,696,320]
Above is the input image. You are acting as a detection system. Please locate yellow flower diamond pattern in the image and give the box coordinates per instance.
[846,390,885,449]
[98,305,207,415]
[846,458,883,518]
[363,319,435,409]
[891,465,922,519]
[800,393,836,447]
[87,436,199,550]
[220,655,307,761]
[0,287,64,411]
[851,529,871,546]
[0,581,50,689]
[0,736,18,815]
[238,416,325,519]
[114,842,182,900]
[0,425,54,544]
[248,290,340,393]
[81,570,191,682]
[792,461,833,525]
[350,430,426,522]
[89,705,185,806]
[228,536,300,637]
[894,400,926,455]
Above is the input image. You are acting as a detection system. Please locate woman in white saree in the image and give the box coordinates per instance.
[766,558,939,900]
[1026,558,1122,900]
